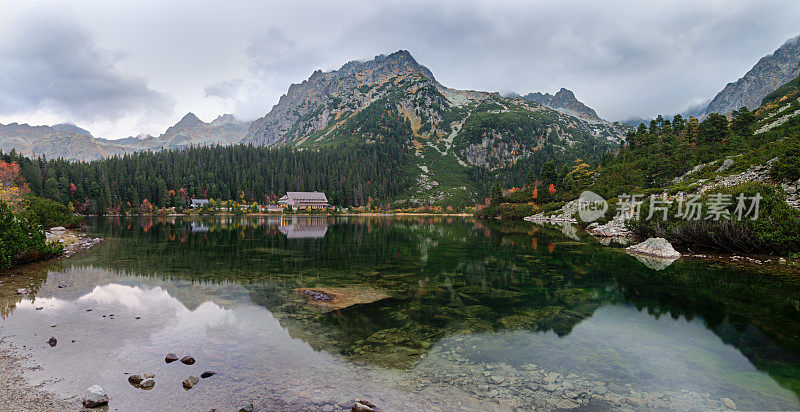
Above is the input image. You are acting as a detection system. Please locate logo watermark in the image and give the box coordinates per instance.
[578,191,762,223]
[577,191,608,223]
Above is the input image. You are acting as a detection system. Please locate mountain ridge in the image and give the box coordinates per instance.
[703,35,800,115]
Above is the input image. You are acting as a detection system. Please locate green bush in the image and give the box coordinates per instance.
[476,203,537,220]
[0,201,63,270]
[22,196,83,228]
[629,182,800,254]
[770,141,800,182]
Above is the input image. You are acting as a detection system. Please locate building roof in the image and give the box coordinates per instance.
[281,191,329,204]
[191,198,209,204]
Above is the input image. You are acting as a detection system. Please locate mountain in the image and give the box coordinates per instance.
[0,122,128,161]
[243,50,625,203]
[704,35,800,115]
[116,113,248,151]
[246,51,626,147]
[513,88,602,122]
[0,113,248,161]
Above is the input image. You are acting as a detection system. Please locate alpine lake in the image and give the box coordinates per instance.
[1,215,799,411]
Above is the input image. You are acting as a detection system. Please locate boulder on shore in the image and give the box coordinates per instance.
[626,237,682,259]
[81,385,109,408]
[352,400,380,412]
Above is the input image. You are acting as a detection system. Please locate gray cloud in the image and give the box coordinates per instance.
[204,79,245,100]
[2,0,800,137]
[0,13,174,122]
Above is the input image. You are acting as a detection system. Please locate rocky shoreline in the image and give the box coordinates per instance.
[44,226,103,258]
[0,337,74,411]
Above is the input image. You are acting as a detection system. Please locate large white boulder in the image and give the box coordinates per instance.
[625,237,681,259]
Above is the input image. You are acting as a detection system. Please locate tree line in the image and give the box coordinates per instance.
[0,141,413,215]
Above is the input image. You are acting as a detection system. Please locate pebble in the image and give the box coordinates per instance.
[180,355,196,365]
[47,337,57,347]
[138,378,155,390]
[128,375,144,386]
[490,375,504,384]
[165,353,179,363]
[238,404,254,412]
[143,373,154,379]
[182,376,199,390]
[201,371,217,379]
[721,397,736,409]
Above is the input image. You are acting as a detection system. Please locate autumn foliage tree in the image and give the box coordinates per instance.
[0,161,29,208]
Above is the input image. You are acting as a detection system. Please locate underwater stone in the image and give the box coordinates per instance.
[182,376,199,390]
[127,375,143,386]
[721,398,736,409]
[303,289,333,301]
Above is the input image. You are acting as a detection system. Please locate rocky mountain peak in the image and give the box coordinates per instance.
[210,114,240,127]
[166,112,205,135]
[704,34,800,115]
[51,123,93,137]
[245,50,441,146]
[517,88,601,122]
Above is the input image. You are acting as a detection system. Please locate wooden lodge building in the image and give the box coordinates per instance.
[278,191,330,210]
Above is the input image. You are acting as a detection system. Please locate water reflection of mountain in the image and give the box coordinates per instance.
[277,216,331,239]
[17,216,800,398]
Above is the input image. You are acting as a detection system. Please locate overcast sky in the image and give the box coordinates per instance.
[1,0,798,139]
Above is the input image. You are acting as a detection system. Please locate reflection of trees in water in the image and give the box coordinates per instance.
[66,216,800,391]
[615,267,800,397]
[0,263,54,319]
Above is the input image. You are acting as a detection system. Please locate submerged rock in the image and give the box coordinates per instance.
[143,373,154,379]
[626,237,682,259]
[128,375,144,387]
[180,355,195,365]
[302,289,333,301]
[182,376,199,390]
[294,286,390,312]
[200,371,217,379]
[47,337,57,347]
[165,353,179,363]
[138,378,155,390]
[81,385,109,408]
[238,404,254,412]
[721,397,737,409]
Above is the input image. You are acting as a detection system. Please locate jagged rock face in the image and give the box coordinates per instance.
[705,36,800,115]
[520,88,601,122]
[244,50,441,146]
